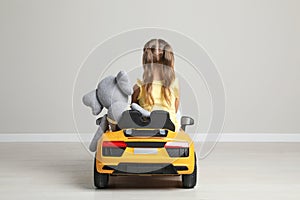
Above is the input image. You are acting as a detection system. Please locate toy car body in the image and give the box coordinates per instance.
[94,110,197,188]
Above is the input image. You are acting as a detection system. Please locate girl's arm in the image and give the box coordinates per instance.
[174,79,180,113]
[131,84,140,104]
[175,97,180,113]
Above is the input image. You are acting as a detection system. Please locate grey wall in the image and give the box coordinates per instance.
[0,0,299,133]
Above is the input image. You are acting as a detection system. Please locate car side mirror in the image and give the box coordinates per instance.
[180,116,194,131]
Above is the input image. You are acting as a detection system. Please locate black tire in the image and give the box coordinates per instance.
[182,153,197,188]
[94,158,109,189]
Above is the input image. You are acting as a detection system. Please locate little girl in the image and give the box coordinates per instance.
[132,39,180,130]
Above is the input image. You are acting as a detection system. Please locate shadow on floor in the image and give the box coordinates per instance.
[0,143,184,190]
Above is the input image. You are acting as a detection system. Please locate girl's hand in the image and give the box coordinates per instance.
[131,84,140,104]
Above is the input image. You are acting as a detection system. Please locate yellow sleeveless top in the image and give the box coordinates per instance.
[136,78,180,130]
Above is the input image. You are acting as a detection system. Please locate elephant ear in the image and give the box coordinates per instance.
[82,90,103,115]
[116,70,133,96]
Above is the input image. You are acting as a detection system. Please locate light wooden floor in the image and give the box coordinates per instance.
[0,143,299,200]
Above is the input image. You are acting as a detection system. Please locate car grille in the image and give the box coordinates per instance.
[112,163,177,174]
[125,142,166,148]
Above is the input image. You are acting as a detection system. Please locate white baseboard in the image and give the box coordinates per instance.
[0,133,299,142]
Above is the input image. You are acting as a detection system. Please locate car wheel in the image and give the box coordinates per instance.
[94,157,109,189]
[182,153,197,188]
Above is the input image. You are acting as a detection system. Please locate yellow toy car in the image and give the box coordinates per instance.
[94,110,196,189]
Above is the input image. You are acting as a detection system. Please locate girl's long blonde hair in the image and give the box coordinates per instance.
[142,39,175,106]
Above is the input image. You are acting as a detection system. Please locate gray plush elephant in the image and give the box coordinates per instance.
[82,71,150,152]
